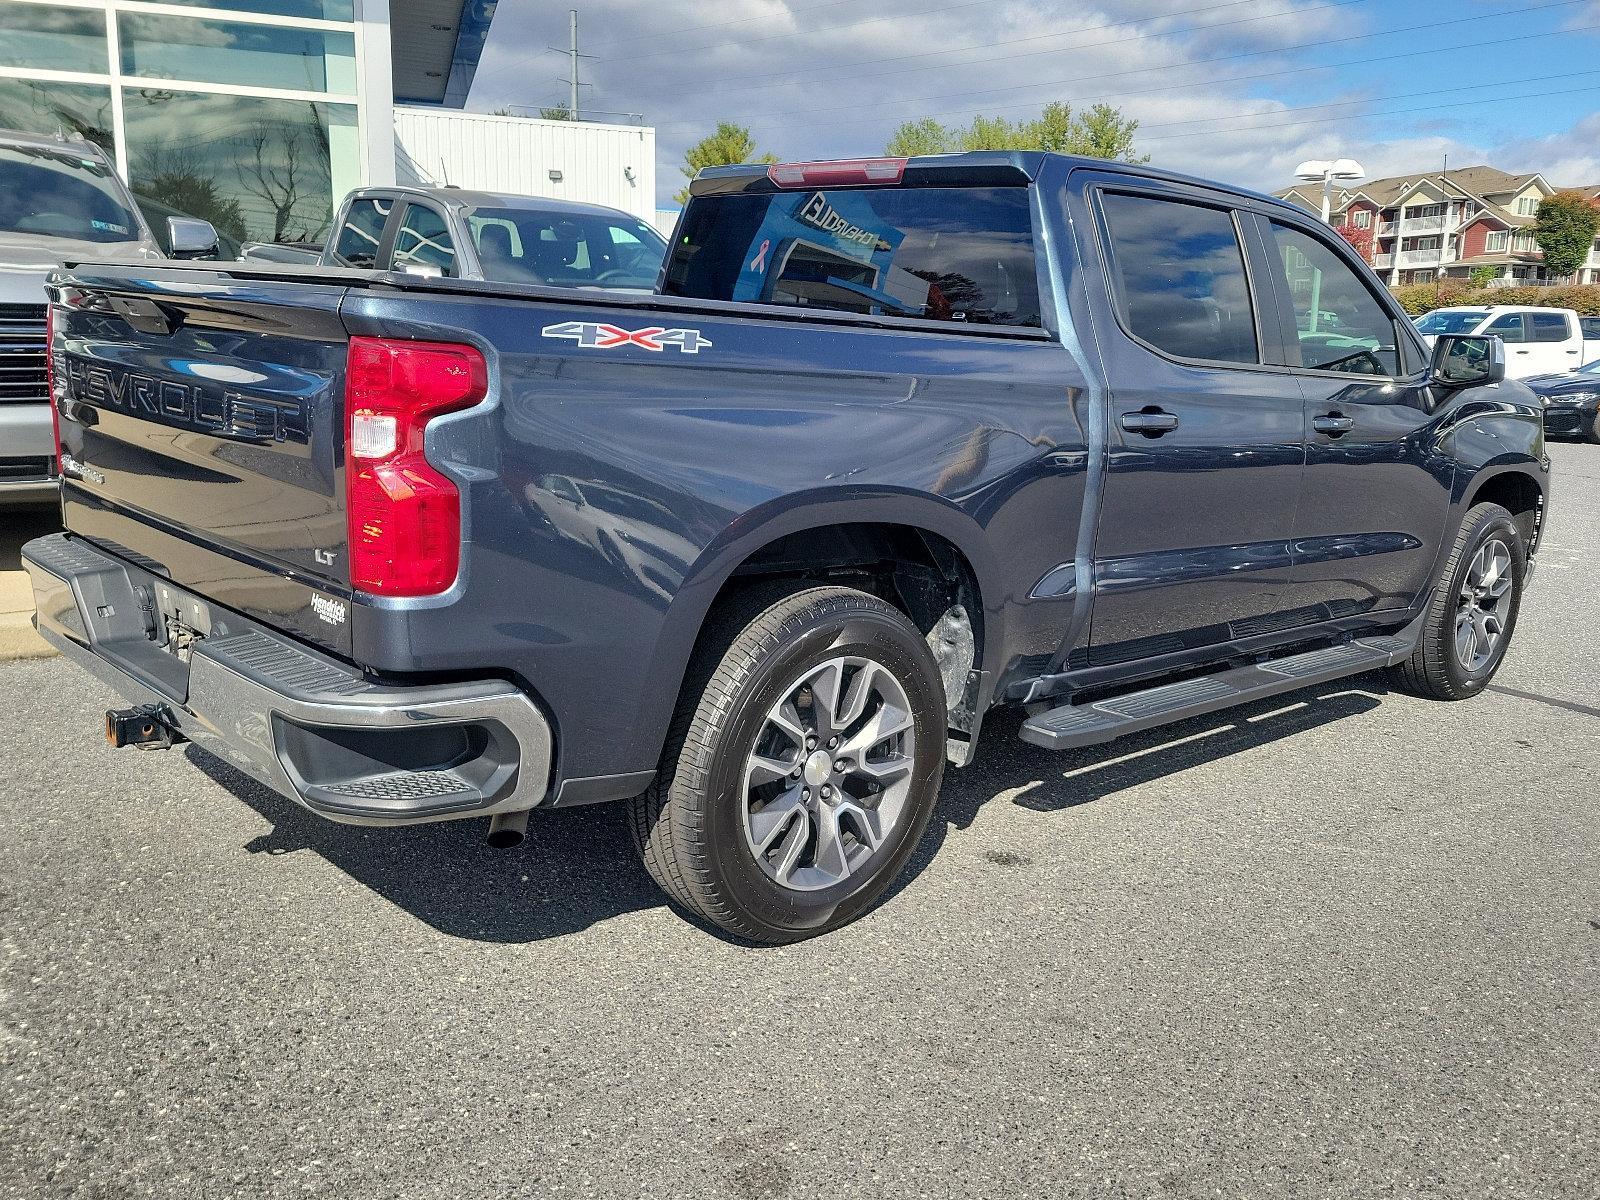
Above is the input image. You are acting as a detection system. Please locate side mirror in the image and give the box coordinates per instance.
[1430,333,1505,389]
[167,217,219,259]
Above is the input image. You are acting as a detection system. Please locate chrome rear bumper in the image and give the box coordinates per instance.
[24,532,553,826]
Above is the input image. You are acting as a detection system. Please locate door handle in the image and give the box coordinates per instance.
[1312,413,1354,436]
[1119,409,1180,436]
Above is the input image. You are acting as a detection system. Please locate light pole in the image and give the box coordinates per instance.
[1294,158,1366,224]
[1292,159,1365,336]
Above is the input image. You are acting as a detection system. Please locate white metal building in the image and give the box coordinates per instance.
[394,108,658,226]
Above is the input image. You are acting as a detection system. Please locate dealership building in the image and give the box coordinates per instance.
[0,0,659,245]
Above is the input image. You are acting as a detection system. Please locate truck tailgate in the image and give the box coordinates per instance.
[52,267,353,654]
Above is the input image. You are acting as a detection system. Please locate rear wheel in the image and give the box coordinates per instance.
[1388,502,1525,700]
[629,585,947,943]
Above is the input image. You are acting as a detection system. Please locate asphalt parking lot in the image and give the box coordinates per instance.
[2,442,1596,1199]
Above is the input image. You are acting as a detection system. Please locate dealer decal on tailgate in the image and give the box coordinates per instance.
[541,321,712,354]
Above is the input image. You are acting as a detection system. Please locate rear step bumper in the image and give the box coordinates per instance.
[1020,627,1420,752]
[24,533,553,826]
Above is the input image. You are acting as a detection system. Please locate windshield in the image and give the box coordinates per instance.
[465,206,666,289]
[1414,309,1488,336]
[0,145,143,243]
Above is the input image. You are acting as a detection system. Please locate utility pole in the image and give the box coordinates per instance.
[569,10,579,121]
[549,9,594,121]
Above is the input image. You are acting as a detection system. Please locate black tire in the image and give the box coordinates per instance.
[1387,502,1525,700]
[1588,408,1600,445]
[629,584,947,943]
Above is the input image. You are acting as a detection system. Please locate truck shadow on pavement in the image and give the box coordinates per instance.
[189,677,1388,945]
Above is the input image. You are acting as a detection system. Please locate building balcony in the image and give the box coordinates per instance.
[1399,248,1454,266]
[1400,215,1448,233]
[1373,252,1395,268]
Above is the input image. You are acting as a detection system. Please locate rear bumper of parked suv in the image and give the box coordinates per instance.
[23,532,554,826]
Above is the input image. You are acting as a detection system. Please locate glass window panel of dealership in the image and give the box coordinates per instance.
[0,0,360,244]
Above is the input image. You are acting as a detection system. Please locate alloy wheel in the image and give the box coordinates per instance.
[741,656,917,892]
[1455,537,1513,672]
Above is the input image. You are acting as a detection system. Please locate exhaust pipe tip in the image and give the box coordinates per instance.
[486,809,530,849]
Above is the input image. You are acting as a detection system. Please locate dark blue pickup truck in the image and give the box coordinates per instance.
[26,152,1548,941]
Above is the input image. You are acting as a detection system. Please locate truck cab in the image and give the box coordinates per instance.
[321,186,667,291]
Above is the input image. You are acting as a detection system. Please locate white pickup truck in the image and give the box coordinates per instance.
[1415,305,1600,379]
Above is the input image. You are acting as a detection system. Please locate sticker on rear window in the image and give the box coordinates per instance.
[541,320,711,354]
[91,219,129,234]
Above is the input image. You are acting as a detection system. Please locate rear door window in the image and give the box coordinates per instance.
[392,203,457,276]
[1099,192,1258,364]
[664,186,1041,327]
[330,197,391,268]
[1529,311,1570,342]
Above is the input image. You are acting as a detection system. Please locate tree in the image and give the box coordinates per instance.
[1069,104,1148,163]
[236,122,332,243]
[884,102,1147,162]
[1532,190,1600,280]
[1337,219,1374,263]
[1468,265,1499,288]
[675,122,777,205]
[885,118,951,157]
[538,102,574,121]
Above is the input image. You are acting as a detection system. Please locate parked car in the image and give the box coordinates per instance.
[1525,359,1600,442]
[27,152,1546,941]
[1414,305,1600,379]
[322,186,667,291]
[238,241,324,265]
[0,127,218,505]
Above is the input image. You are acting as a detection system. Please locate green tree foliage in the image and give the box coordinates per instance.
[538,102,574,121]
[1532,190,1600,280]
[883,102,1148,162]
[1468,265,1499,288]
[676,122,777,204]
[885,118,951,157]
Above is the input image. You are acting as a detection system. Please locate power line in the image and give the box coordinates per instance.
[592,0,997,63]
[1136,81,1600,143]
[478,0,1002,87]
[586,0,877,53]
[691,0,1586,123]
[1133,69,1600,135]
[700,0,1361,92]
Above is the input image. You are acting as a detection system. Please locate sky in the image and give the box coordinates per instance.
[467,0,1600,210]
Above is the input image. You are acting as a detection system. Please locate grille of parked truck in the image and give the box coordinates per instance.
[25,152,1548,941]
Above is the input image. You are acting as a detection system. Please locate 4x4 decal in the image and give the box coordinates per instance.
[541,320,712,354]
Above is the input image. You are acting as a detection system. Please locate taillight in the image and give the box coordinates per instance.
[45,304,62,471]
[345,336,487,596]
[767,158,907,188]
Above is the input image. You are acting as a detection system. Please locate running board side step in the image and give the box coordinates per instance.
[1019,634,1414,752]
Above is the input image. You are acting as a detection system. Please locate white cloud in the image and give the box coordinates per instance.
[469,0,1594,205]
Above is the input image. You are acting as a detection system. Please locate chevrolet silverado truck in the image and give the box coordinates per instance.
[26,152,1547,942]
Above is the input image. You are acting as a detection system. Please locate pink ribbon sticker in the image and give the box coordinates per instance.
[750,239,771,273]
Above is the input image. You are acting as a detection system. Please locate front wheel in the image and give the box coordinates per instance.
[629,585,948,943]
[1388,502,1525,700]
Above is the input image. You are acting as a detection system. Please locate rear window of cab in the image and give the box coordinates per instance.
[663,186,1042,328]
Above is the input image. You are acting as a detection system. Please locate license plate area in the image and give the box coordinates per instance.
[152,579,212,661]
